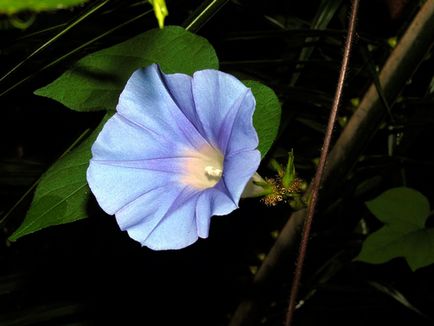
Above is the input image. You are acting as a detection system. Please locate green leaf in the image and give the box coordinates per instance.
[366,187,430,227]
[243,80,281,158]
[356,187,434,271]
[0,0,87,14]
[34,26,218,112]
[9,114,111,241]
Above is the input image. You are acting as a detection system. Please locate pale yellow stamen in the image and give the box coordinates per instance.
[204,166,223,178]
[181,144,224,189]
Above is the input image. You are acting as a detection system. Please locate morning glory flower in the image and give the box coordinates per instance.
[87,64,260,250]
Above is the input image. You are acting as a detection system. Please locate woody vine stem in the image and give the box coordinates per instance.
[285,1,360,325]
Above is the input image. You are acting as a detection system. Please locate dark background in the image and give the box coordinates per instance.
[1,0,434,325]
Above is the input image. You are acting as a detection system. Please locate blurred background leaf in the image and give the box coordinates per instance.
[0,0,88,14]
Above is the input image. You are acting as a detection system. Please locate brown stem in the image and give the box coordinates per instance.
[284,1,360,325]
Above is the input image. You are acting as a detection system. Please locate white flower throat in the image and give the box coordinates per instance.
[181,144,224,189]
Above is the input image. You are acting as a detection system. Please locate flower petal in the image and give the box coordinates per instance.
[158,71,203,134]
[87,161,178,215]
[224,91,259,155]
[191,70,258,153]
[125,186,200,250]
[115,183,179,231]
[195,188,238,238]
[117,64,207,151]
[89,157,203,250]
[222,149,261,204]
[91,114,178,161]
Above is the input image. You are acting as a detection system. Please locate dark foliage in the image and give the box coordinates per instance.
[1,0,433,325]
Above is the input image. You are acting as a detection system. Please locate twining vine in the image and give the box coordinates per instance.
[285,1,360,325]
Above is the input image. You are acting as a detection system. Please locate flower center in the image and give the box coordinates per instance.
[204,166,223,178]
[181,144,224,189]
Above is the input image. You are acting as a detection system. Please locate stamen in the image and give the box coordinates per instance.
[204,166,223,178]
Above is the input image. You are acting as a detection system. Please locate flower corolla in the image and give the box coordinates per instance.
[87,64,260,250]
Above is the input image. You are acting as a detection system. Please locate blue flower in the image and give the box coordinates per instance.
[87,64,260,250]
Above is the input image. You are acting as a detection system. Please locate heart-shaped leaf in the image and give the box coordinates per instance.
[356,187,434,271]
[244,80,281,158]
[35,26,218,112]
